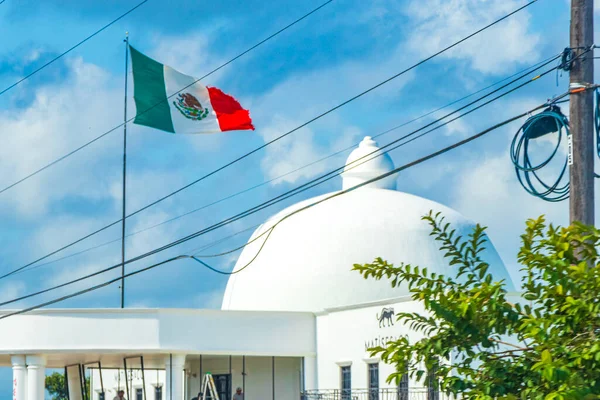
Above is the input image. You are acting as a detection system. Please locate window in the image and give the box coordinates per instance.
[427,361,439,400]
[136,388,143,400]
[368,363,379,400]
[154,387,162,400]
[397,366,409,400]
[212,374,231,400]
[341,366,351,400]
[98,393,105,400]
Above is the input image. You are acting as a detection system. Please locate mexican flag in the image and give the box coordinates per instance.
[129,45,254,134]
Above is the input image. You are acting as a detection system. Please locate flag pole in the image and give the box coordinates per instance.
[121,32,129,309]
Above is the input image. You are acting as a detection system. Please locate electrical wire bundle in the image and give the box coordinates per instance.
[0,0,550,318]
[510,104,571,202]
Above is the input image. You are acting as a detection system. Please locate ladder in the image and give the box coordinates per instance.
[200,373,220,400]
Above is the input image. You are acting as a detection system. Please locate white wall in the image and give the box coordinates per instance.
[0,309,316,367]
[90,369,167,400]
[316,298,430,391]
[274,357,301,400]
[110,355,302,400]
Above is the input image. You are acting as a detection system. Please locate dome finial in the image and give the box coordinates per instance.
[342,136,397,190]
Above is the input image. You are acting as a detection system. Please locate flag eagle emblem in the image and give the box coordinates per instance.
[173,93,210,121]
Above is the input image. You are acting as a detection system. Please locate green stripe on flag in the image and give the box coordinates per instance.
[130,46,175,133]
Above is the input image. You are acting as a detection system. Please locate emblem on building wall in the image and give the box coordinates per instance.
[173,93,210,120]
[377,307,395,328]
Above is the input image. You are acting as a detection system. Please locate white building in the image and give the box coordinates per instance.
[0,137,514,400]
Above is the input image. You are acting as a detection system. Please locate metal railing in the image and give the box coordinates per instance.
[300,389,455,400]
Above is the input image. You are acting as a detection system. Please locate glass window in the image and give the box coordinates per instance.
[398,365,409,400]
[136,388,143,400]
[154,386,162,400]
[368,363,379,400]
[212,374,231,400]
[427,361,439,400]
[341,366,351,400]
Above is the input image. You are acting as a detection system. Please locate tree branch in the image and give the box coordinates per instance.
[489,338,529,350]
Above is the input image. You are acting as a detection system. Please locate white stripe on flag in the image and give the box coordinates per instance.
[163,66,222,134]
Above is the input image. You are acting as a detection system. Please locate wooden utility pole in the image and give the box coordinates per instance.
[569,0,595,225]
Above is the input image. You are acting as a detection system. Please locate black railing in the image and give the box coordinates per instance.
[300,389,453,400]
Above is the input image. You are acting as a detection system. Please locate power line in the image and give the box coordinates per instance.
[0,0,541,279]
[187,101,557,276]
[114,0,540,220]
[0,0,149,97]
[0,0,336,280]
[7,54,559,278]
[0,62,559,307]
[0,52,559,282]
[186,224,261,255]
[13,222,261,277]
[0,98,554,319]
[0,0,335,197]
[190,227,276,275]
[12,222,259,291]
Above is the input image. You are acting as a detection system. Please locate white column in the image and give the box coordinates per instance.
[164,355,185,400]
[11,355,27,400]
[25,355,46,400]
[303,356,318,391]
[67,366,83,400]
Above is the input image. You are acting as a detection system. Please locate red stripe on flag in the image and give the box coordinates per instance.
[207,87,255,132]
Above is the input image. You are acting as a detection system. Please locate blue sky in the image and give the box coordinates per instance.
[0,0,598,396]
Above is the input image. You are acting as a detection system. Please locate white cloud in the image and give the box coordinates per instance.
[0,281,26,307]
[149,33,226,86]
[0,57,122,218]
[432,111,471,137]
[109,169,186,215]
[30,215,115,257]
[125,208,181,260]
[24,48,42,63]
[252,39,416,186]
[47,260,118,293]
[258,116,362,185]
[403,0,540,74]
[151,34,209,76]
[448,148,599,284]
[0,34,237,310]
[192,288,225,309]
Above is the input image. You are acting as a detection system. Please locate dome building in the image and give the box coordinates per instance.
[223,136,513,313]
[0,137,514,400]
[219,136,514,396]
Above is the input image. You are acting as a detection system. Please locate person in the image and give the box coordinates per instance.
[113,390,126,400]
[232,387,243,400]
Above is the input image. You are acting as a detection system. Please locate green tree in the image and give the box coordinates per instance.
[46,372,91,400]
[353,212,600,400]
[46,372,68,400]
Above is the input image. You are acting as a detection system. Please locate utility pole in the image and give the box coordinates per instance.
[569,0,595,226]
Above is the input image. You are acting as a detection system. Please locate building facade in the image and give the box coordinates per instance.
[0,137,515,400]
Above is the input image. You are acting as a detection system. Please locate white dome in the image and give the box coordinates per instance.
[221,138,514,313]
[342,136,397,190]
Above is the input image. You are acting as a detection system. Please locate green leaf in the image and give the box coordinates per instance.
[352,211,600,398]
[541,349,552,363]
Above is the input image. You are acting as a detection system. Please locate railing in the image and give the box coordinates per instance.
[300,389,456,400]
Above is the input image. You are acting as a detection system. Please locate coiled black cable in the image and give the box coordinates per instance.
[510,105,570,202]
